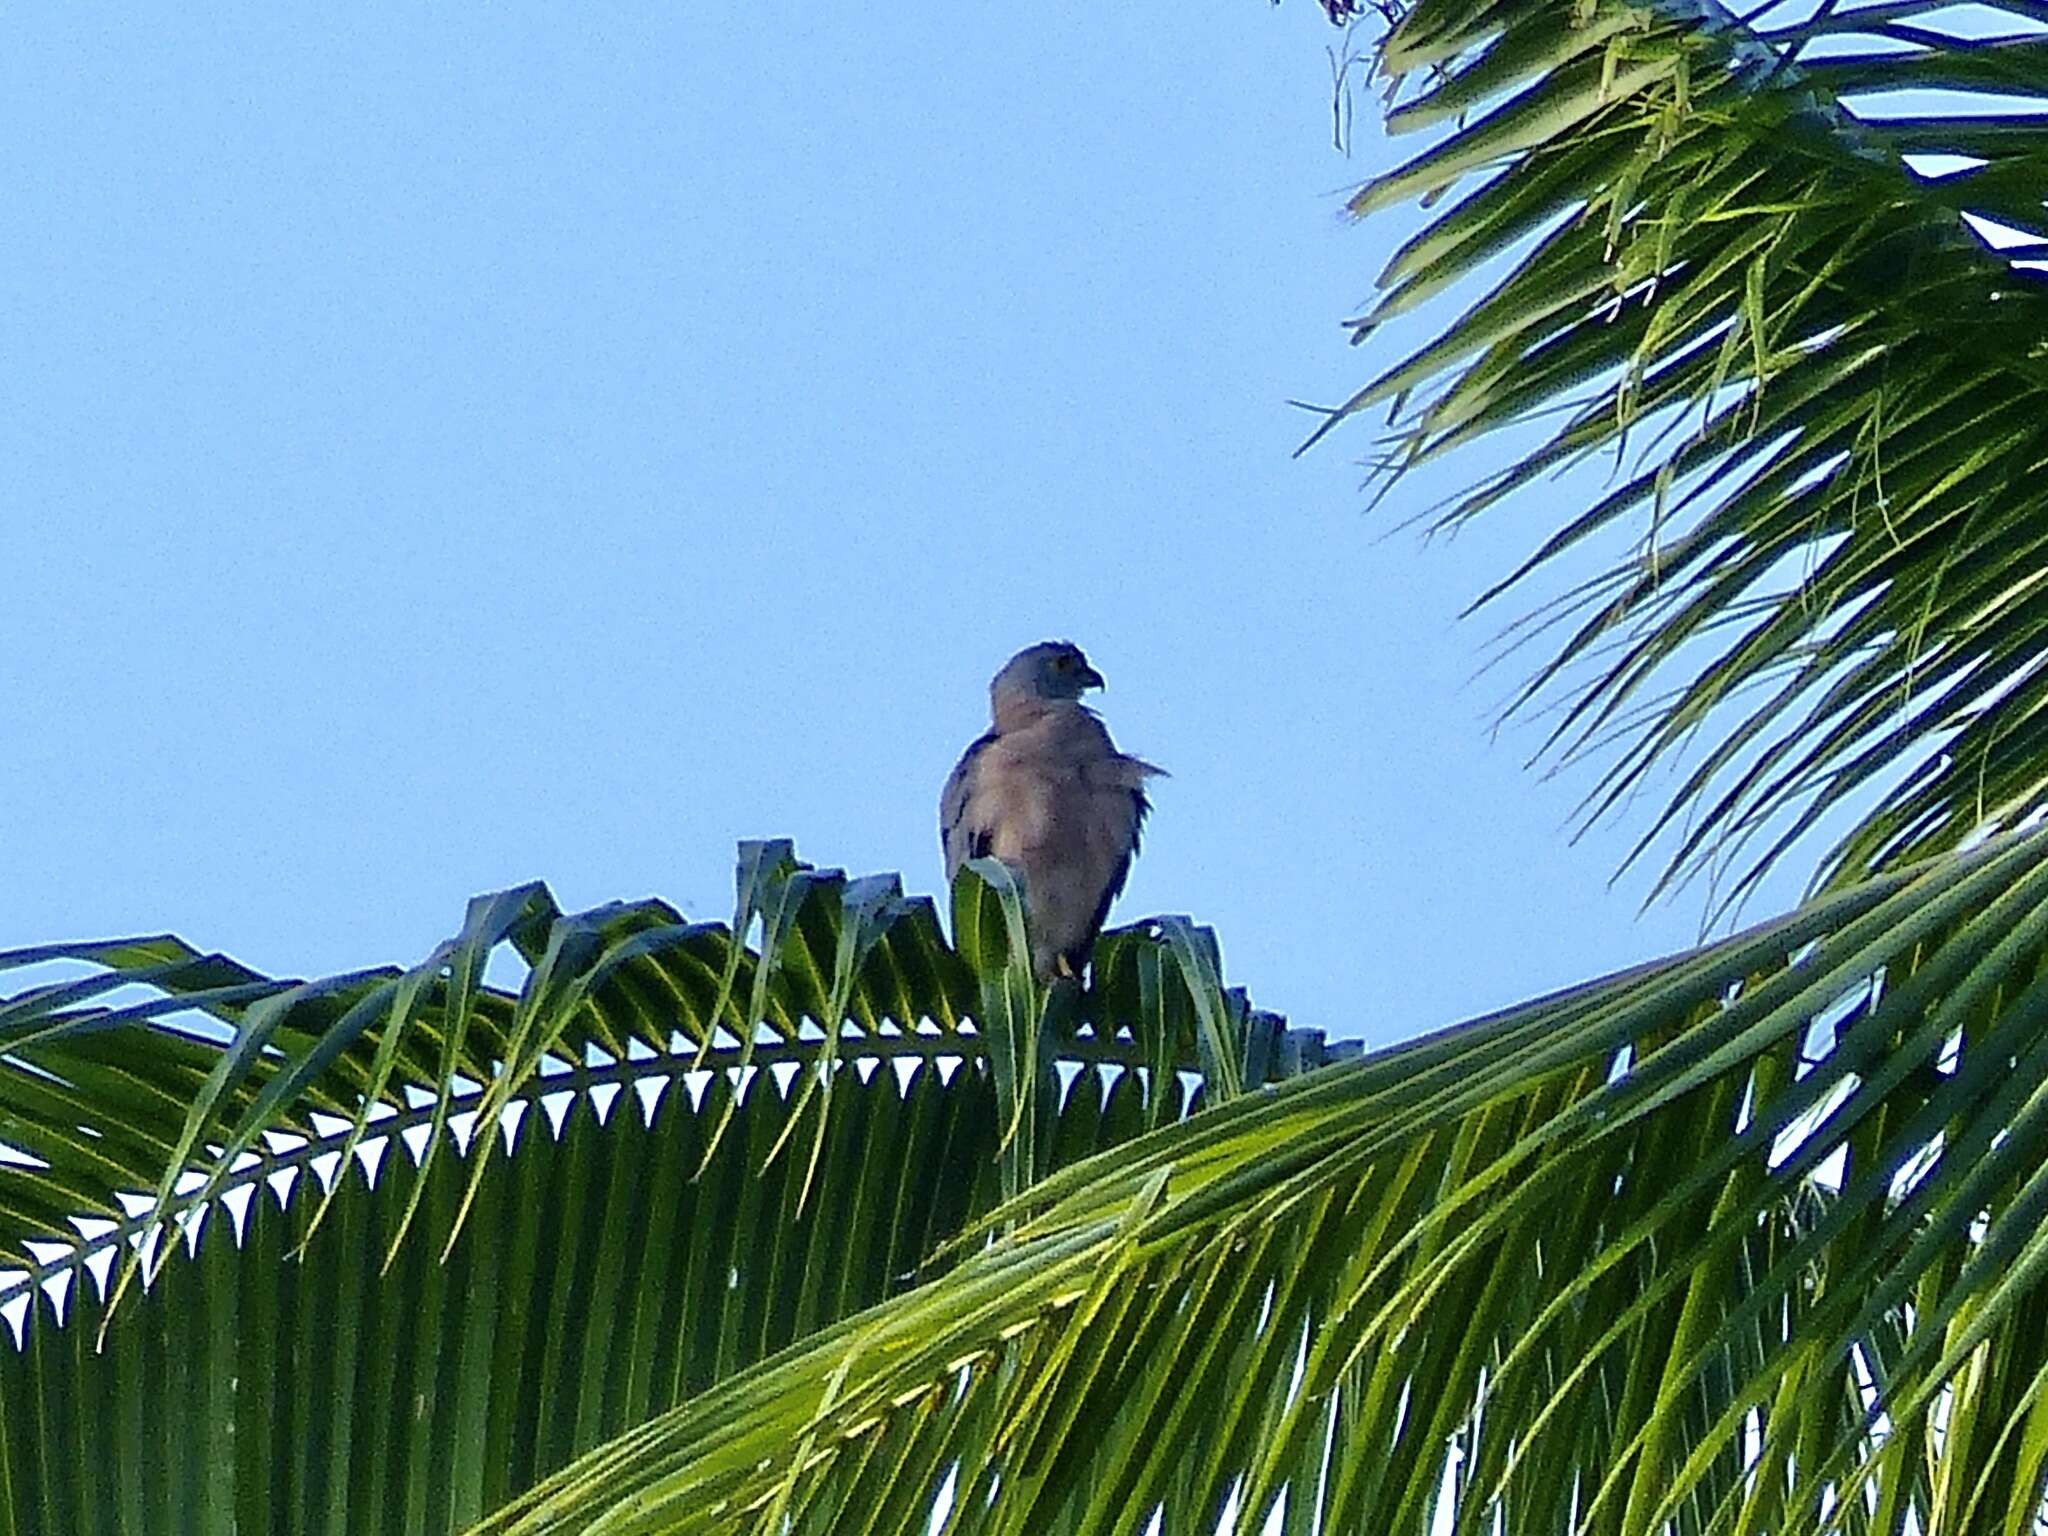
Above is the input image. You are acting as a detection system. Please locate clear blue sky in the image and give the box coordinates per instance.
[0,4,1810,1044]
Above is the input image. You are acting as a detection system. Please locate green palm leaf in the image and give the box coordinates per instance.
[0,849,1326,1299]
[4,1051,1072,1532]
[1311,0,2048,913]
[475,824,2048,1535]
[0,847,1340,1533]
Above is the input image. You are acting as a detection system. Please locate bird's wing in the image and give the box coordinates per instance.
[1023,711,1166,974]
[1074,742,1164,939]
[939,730,998,883]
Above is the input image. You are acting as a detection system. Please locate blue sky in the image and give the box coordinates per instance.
[0,3,1809,1043]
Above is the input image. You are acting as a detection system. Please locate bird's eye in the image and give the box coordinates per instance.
[1052,654,1073,671]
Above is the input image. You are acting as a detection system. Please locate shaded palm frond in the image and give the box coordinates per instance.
[1,1022,1208,1533]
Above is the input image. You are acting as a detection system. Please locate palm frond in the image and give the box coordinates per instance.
[0,845,1334,1319]
[2,1045,1083,1530]
[0,847,1342,1533]
[474,825,2048,1535]
[1312,0,2048,912]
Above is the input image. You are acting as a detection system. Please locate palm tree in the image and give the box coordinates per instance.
[7,0,2048,1530]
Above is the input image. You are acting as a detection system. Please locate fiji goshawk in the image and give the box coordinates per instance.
[940,642,1164,981]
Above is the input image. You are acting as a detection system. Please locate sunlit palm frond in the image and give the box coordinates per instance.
[1312,0,2048,912]
[479,825,2048,1536]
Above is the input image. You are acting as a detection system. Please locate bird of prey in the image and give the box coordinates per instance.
[940,641,1165,982]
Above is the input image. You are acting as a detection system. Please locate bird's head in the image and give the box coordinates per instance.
[991,641,1105,713]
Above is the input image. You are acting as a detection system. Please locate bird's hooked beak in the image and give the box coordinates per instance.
[1078,663,1106,692]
